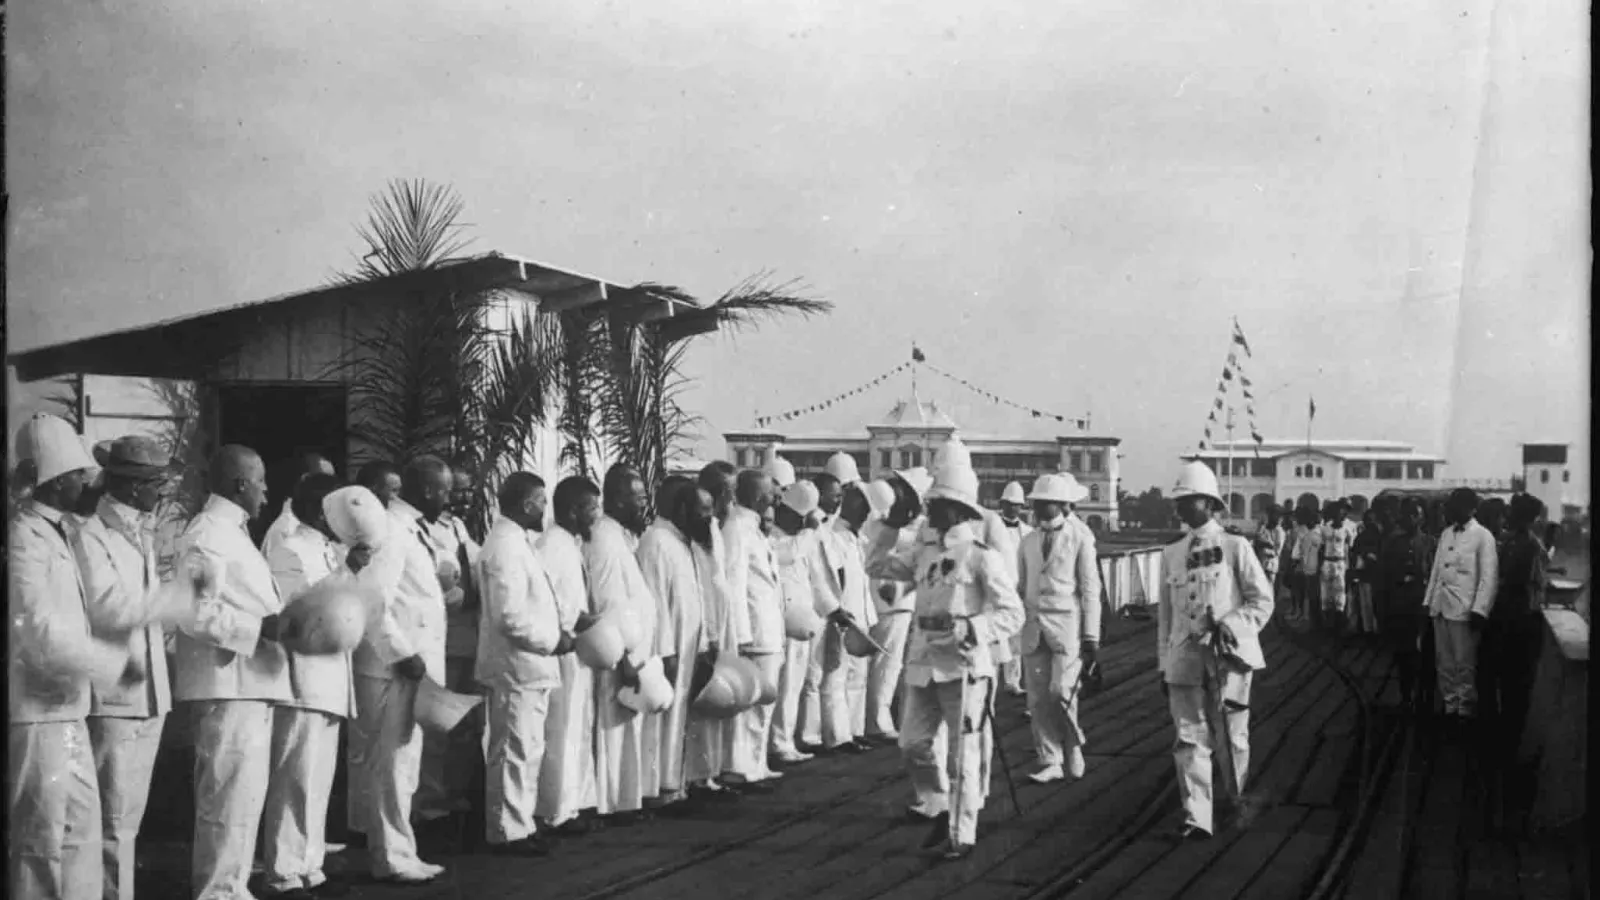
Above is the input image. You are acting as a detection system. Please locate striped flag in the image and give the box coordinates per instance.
[1309,396,1317,421]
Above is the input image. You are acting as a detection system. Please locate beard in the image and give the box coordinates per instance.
[685,516,714,551]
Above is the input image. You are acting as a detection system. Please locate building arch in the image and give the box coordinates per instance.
[1227,493,1246,517]
[1296,492,1320,511]
[1089,483,1101,501]
[1249,493,1275,518]
[1347,494,1369,514]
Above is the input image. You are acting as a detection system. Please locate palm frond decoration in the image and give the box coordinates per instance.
[338,179,473,284]
[554,310,607,482]
[39,375,86,431]
[142,378,208,577]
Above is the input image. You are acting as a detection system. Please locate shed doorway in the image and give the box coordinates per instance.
[215,382,348,546]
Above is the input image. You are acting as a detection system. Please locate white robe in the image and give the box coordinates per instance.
[586,517,659,814]
[635,521,709,794]
[534,525,598,823]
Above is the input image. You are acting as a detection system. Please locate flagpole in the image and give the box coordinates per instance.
[1225,405,1236,521]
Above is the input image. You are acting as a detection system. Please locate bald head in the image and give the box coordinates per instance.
[211,445,269,520]
[699,461,738,522]
[402,455,453,522]
[736,469,773,515]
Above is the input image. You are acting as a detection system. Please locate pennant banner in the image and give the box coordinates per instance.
[754,362,911,428]
[918,361,1089,430]
[1198,318,1266,459]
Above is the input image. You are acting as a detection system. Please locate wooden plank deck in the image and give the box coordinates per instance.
[133,609,1588,900]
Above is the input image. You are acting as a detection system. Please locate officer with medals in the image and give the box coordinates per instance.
[1157,461,1274,840]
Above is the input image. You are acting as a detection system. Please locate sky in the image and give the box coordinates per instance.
[6,0,1589,496]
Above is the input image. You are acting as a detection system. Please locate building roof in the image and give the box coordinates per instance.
[7,252,702,383]
[871,389,958,430]
[1193,438,1444,463]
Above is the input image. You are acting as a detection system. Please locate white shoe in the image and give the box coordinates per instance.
[1067,748,1086,779]
[1028,765,1064,784]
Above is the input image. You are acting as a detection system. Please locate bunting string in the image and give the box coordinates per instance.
[753,362,912,428]
[917,361,1089,429]
[1196,317,1265,456]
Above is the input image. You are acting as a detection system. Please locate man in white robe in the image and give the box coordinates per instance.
[262,474,364,898]
[69,436,176,900]
[864,475,929,743]
[768,482,846,764]
[534,476,602,833]
[10,415,142,900]
[720,469,783,787]
[810,484,879,753]
[261,453,336,561]
[350,457,451,884]
[478,473,572,856]
[170,445,299,899]
[636,478,715,810]
[588,465,660,822]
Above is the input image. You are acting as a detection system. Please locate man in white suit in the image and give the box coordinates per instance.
[992,482,1032,697]
[1157,461,1275,841]
[1016,474,1100,784]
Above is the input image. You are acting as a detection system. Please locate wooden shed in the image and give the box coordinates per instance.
[10,252,710,533]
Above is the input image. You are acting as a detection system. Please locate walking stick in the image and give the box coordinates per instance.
[980,672,1024,816]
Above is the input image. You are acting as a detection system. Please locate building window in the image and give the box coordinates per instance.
[899,448,922,469]
[1375,462,1403,480]
[1088,450,1104,473]
[879,449,892,470]
[1315,466,1324,478]
[1067,451,1083,472]
[1407,462,1434,480]
[1294,466,1302,478]
[1344,461,1372,479]
[1541,470,1551,484]
[1089,483,1101,502]
[1563,470,1571,483]
[1229,494,1246,517]
[1251,459,1276,477]
[852,451,870,472]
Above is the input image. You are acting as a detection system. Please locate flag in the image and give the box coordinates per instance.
[1309,396,1317,421]
[911,345,926,363]
[1233,323,1253,357]
[1222,367,1234,381]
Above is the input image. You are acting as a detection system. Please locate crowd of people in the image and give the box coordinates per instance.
[8,405,1569,900]
[1249,488,1557,744]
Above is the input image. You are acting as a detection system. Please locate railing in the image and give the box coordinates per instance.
[1096,544,1166,612]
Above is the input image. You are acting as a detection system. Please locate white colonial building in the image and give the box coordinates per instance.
[724,389,1124,531]
[1186,438,1446,521]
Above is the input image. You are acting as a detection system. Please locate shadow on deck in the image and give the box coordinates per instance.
[134,610,1588,900]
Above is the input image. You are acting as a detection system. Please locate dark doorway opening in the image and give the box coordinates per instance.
[215,382,348,546]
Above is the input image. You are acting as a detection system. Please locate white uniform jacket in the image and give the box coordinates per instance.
[772,529,839,620]
[474,516,563,691]
[429,512,481,659]
[534,525,589,635]
[267,524,355,717]
[171,495,293,703]
[9,503,132,724]
[1157,520,1275,686]
[990,516,1031,582]
[708,524,753,650]
[1017,514,1103,658]
[817,518,879,627]
[723,507,782,654]
[70,496,174,718]
[862,520,1025,685]
[1423,519,1499,622]
[353,502,448,681]
[260,506,301,563]
[586,516,658,667]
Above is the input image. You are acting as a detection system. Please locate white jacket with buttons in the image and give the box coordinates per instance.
[1017,514,1103,658]
[473,515,562,691]
[1157,520,1274,686]
[70,496,174,718]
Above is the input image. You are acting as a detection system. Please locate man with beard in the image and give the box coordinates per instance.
[477,473,572,857]
[11,415,144,900]
[637,480,720,811]
[534,477,603,835]
[720,469,784,788]
[686,463,755,795]
[587,465,660,823]
[69,436,176,900]
[350,456,451,885]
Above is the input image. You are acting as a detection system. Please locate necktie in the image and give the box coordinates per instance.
[1042,528,1056,559]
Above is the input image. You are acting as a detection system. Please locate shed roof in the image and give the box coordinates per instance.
[8,253,702,383]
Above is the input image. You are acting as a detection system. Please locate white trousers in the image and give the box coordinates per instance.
[847,654,869,738]
[800,631,853,748]
[594,670,652,814]
[485,685,551,844]
[866,613,912,738]
[723,653,781,781]
[88,715,165,900]
[9,720,104,900]
[1433,618,1481,716]
[769,638,812,755]
[191,700,274,900]
[537,657,596,823]
[1320,563,1348,613]
[261,708,341,892]
[344,705,371,838]
[1169,672,1252,834]
[899,677,992,846]
[353,675,427,878]
[1022,651,1085,766]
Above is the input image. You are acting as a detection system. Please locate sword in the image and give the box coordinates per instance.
[978,673,1024,816]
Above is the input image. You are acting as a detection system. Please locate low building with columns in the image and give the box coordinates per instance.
[723,389,1124,531]
[1185,438,1446,521]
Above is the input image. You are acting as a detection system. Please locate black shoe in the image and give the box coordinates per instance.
[940,841,974,861]
[310,880,352,898]
[902,806,938,826]
[341,832,368,850]
[1175,824,1212,842]
[489,835,553,857]
[726,779,777,795]
[849,739,877,753]
[831,741,870,755]
[797,741,826,755]
[920,812,951,850]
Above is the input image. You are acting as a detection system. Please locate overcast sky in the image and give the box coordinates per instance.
[6,0,1588,494]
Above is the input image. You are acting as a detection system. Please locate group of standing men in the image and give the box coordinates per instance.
[1252,487,1554,745]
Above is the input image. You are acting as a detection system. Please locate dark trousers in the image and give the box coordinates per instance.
[1476,613,1544,759]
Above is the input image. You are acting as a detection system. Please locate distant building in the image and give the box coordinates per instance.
[1522,443,1574,520]
[724,388,1124,531]
[1185,438,1446,521]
